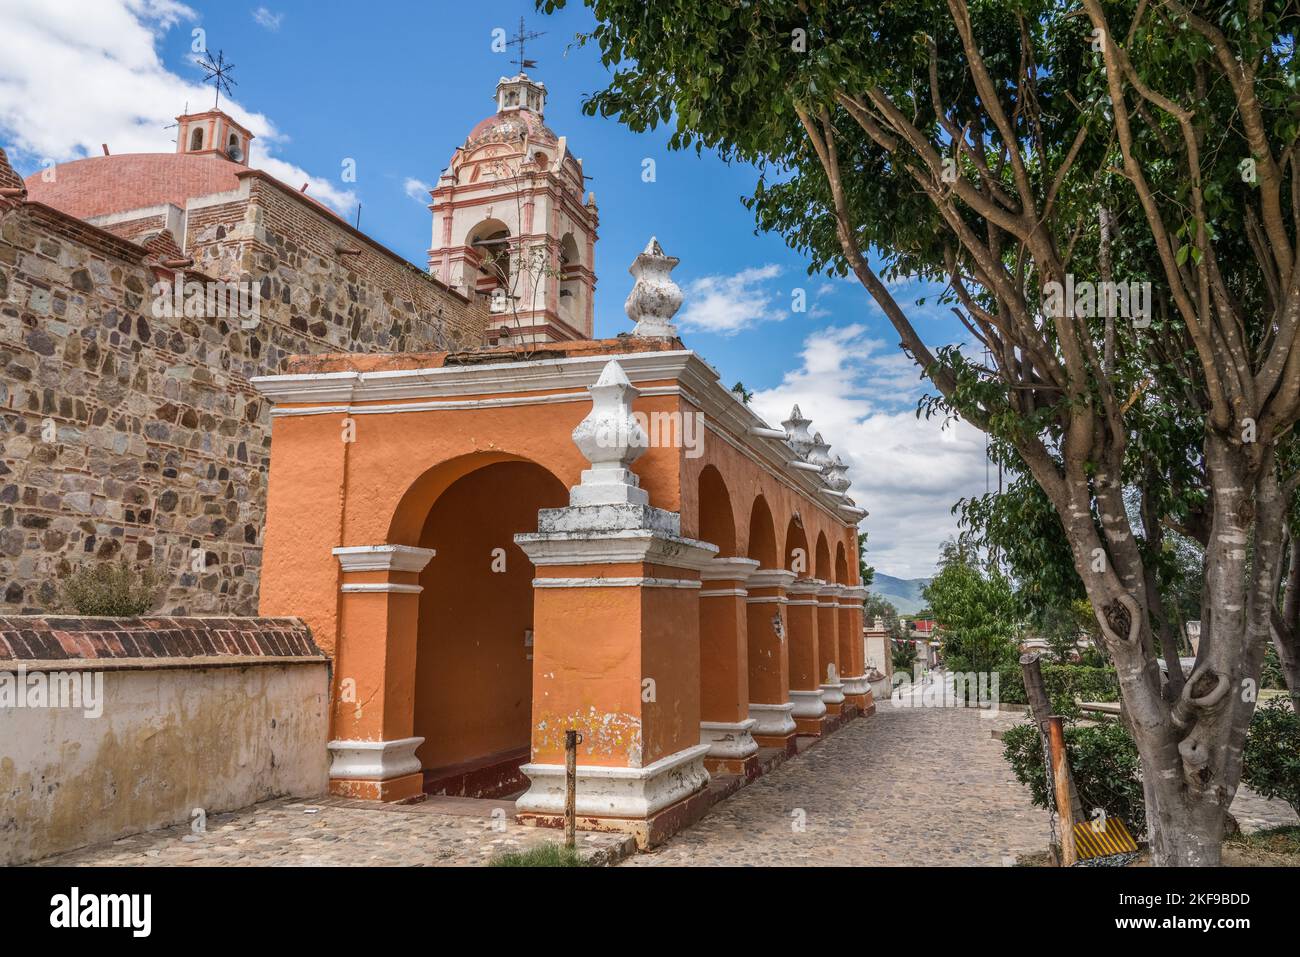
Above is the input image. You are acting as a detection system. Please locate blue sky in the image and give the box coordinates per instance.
[0,0,991,577]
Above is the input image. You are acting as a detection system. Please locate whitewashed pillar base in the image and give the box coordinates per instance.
[699,718,759,760]
[327,736,424,781]
[748,701,797,736]
[517,743,710,818]
[819,681,846,706]
[789,689,828,719]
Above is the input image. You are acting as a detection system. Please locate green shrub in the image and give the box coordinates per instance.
[997,664,1120,709]
[489,843,587,867]
[59,559,161,616]
[1002,720,1145,833]
[1242,699,1300,814]
[1261,644,1286,691]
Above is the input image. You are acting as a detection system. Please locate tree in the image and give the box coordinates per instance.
[549,0,1300,863]
[923,542,1021,674]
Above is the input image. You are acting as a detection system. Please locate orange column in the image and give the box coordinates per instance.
[787,578,827,734]
[838,584,873,714]
[327,544,436,801]
[514,528,717,830]
[817,583,844,714]
[699,556,761,774]
[510,356,721,842]
[745,567,797,750]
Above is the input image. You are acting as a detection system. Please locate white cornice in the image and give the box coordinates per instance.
[333,544,436,573]
[253,347,862,527]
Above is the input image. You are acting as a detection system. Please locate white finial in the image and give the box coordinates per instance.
[825,455,851,492]
[568,360,649,506]
[782,405,813,457]
[808,432,832,468]
[626,236,683,338]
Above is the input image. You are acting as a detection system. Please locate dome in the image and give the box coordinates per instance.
[24,152,244,220]
[464,109,559,151]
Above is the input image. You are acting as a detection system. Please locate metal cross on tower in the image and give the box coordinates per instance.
[196,49,237,109]
[506,17,545,72]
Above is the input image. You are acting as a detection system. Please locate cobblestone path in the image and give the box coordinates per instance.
[626,699,1051,866]
[29,684,1294,867]
[31,796,631,867]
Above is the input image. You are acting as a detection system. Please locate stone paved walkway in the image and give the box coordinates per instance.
[30,796,632,867]
[28,676,1296,867]
[625,695,1050,867]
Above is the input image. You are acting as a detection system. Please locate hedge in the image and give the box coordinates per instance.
[997,664,1120,707]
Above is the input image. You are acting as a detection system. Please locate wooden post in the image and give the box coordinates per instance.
[564,729,580,850]
[1047,716,1077,866]
[1020,652,1084,824]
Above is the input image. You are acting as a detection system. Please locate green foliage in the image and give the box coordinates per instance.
[1262,644,1286,691]
[1242,699,1300,815]
[891,638,917,674]
[922,542,1019,674]
[997,664,1121,711]
[1002,721,1145,834]
[488,843,587,867]
[58,559,160,617]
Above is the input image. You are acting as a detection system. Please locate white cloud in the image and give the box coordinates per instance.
[403,177,432,204]
[0,0,355,213]
[251,6,283,30]
[749,324,990,579]
[678,263,785,335]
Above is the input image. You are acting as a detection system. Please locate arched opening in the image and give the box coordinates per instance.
[815,533,832,582]
[697,466,736,556]
[746,496,777,568]
[467,218,512,303]
[189,126,204,151]
[784,514,810,578]
[835,540,856,681]
[412,459,567,797]
[558,232,582,326]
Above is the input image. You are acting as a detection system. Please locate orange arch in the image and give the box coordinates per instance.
[746,496,778,568]
[815,532,832,581]
[697,465,737,556]
[784,515,809,575]
[835,540,850,584]
[388,450,562,545]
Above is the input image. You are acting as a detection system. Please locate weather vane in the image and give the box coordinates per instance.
[196,49,237,109]
[506,16,545,72]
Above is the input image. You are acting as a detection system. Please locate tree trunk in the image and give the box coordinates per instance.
[1273,534,1300,710]
[1057,434,1281,865]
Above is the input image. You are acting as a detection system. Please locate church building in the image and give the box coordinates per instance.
[1,62,872,850]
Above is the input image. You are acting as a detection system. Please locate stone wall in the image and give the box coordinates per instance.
[0,174,492,615]
[0,615,329,865]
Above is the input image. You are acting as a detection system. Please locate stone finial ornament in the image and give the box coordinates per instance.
[569,359,650,506]
[626,236,683,338]
[782,405,813,457]
[825,455,851,492]
[808,432,832,468]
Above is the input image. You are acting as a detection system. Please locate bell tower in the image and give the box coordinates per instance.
[175,109,253,166]
[425,68,599,344]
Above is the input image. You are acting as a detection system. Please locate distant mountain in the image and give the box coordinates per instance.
[868,573,930,615]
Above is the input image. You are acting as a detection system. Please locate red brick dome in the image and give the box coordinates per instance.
[24,152,244,220]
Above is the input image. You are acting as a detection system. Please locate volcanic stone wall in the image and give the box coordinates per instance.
[0,179,491,615]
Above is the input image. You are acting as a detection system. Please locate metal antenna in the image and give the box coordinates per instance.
[196,50,237,109]
[506,16,545,72]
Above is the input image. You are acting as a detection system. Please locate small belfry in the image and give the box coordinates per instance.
[425,40,599,344]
